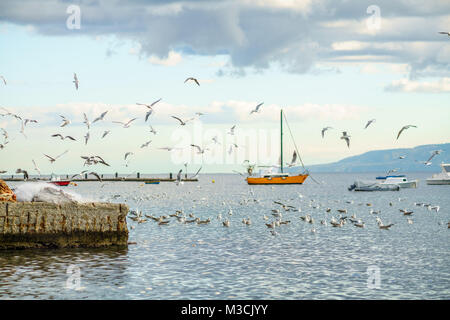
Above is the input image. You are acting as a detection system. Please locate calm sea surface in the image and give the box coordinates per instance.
[1,173,449,299]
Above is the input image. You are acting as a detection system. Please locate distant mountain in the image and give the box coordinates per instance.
[302,143,450,173]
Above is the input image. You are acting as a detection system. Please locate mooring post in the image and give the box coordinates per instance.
[137,172,140,179]
[85,173,88,179]
[170,172,173,179]
[115,172,118,179]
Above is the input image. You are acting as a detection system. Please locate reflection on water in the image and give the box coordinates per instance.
[1,173,449,299]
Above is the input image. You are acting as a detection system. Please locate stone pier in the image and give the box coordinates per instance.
[0,202,129,249]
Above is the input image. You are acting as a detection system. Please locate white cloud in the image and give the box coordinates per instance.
[148,51,182,66]
[385,77,450,93]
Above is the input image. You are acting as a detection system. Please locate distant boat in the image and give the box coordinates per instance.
[426,163,450,185]
[48,174,70,186]
[246,109,309,185]
[348,180,400,191]
[377,176,418,188]
[145,180,160,185]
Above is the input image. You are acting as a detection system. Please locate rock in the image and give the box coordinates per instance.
[0,179,16,202]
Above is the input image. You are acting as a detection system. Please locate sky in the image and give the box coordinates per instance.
[0,0,449,175]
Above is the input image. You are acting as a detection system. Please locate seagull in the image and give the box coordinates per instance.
[140,140,152,148]
[175,169,183,185]
[113,118,137,128]
[190,144,208,154]
[396,125,417,140]
[0,76,6,85]
[341,131,350,148]
[321,127,333,138]
[102,130,110,138]
[228,125,236,135]
[124,152,134,161]
[398,155,406,159]
[438,31,450,36]
[250,102,264,115]
[190,166,202,179]
[84,132,90,145]
[149,125,157,135]
[60,115,71,127]
[83,113,90,130]
[51,134,76,141]
[92,111,108,124]
[24,119,38,127]
[184,77,200,86]
[73,73,79,90]
[171,116,194,126]
[211,135,220,145]
[44,150,68,163]
[287,150,297,167]
[364,119,376,129]
[32,159,41,176]
[421,150,443,166]
[159,147,182,152]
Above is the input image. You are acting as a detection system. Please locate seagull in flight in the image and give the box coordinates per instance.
[83,113,90,130]
[321,127,333,138]
[44,150,69,163]
[0,76,6,85]
[250,102,264,115]
[51,134,76,141]
[341,131,350,148]
[171,116,194,126]
[84,131,90,145]
[124,152,134,161]
[149,125,157,135]
[287,150,297,167]
[32,159,41,176]
[184,77,200,86]
[364,119,376,129]
[396,125,417,140]
[140,140,152,148]
[73,73,79,90]
[102,130,110,138]
[158,147,182,152]
[228,125,236,135]
[113,118,137,128]
[92,111,108,124]
[190,144,209,154]
[438,31,450,36]
[60,115,71,127]
[211,135,220,145]
[421,150,443,166]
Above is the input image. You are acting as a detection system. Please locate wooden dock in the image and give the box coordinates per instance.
[1,172,199,183]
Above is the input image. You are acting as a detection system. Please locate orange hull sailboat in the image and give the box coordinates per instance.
[246,109,309,185]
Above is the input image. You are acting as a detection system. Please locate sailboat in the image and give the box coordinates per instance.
[246,109,309,185]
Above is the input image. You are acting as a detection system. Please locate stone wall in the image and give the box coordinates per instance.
[0,202,129,249]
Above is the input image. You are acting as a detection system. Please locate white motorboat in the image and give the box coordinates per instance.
[379,176,418,188]
[426,163,450,185]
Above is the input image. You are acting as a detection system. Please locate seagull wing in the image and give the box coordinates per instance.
[171,116,184,125]
[190,166,202,179]
[151,98,162,107]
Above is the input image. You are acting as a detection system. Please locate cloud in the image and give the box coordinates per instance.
[384,77,450,93]
[148,50,182,66]
[0,0,449,77]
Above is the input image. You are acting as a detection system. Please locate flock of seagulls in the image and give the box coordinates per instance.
[122,184,447,239]
[322,120,418,149]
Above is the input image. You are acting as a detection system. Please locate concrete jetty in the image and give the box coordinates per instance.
[0,202,129,250]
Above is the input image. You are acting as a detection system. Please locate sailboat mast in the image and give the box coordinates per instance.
[280,109,283,173]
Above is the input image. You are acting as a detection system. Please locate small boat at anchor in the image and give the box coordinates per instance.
[426,163,450,185]
[48,174,70,186]
[377,175,418,188]
[246,109,309,185]
[145,180,160,185]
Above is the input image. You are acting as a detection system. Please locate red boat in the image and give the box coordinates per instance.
[49,180,71,186]
[48,174,71,186]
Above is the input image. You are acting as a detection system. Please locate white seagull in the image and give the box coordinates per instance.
[44,150,69,163]
[364,119,376,129]
[73,73,79,90]
[92,111,108,124]
[396,125,417,140]
[113,118,137,128]
[341,131,351,148]
[321,126,333,138]
[171,116,194,126]
[250,102,264,115]
[184,77,200,86]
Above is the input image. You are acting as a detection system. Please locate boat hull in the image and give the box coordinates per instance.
[145,180,160,184]
[49,181,71,187]
[246,174,308,185]
[426,179,450,185]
